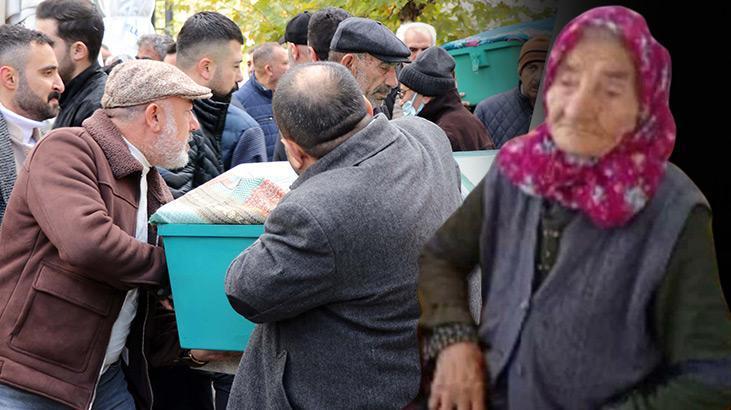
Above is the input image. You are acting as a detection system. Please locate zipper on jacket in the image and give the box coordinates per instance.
[86,350,107,410]
[141,292,154,408]
[86,293,154,409]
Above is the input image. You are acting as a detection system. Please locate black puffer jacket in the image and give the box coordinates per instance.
[159,98,227,198]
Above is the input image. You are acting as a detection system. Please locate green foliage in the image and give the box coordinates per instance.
[157,0,557,50]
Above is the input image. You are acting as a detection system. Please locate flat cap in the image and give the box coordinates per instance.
[330,17,410,63]
[284,11,310,45]
[102,59,212,109]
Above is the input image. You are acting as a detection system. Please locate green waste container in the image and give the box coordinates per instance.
[442,18,555,106]
[448,41,522,106]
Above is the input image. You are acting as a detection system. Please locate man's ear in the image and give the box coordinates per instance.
[144,102,163,132]
[0,66,18,91]
[70,41,89,63]
[307,46,318,62]
[362,95,373,116]
[421,96,433,105]
[340,54,358,75]
[289,43,299,60]
[196,57,214,82]
[281,137,306,169]
[264,63,275,78]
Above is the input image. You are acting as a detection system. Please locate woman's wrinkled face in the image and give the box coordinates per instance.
[546,29,640,158]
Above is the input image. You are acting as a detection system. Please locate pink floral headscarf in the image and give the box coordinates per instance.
[498,6,674,228]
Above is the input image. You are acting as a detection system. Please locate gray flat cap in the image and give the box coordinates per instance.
[102,59,212,108]
[330,17,410,63]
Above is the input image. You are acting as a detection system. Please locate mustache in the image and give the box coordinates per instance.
[373,85,392,98]
[48,91,61,102]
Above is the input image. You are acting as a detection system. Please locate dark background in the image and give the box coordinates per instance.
[531,1,730,299]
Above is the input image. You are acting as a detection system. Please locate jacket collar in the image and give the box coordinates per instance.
[291,114,398,189]
[193,98,228,140]
[515,83,533,109]
[59,63,105,108]
[418,88,464,123]
[249,73,273,98]
[81,110,172,205]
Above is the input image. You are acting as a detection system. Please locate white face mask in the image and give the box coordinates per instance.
[401,92,424,117]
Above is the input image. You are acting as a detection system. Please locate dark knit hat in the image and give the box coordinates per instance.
[398,46,456,97]
[518,36,550,74]
[284,11,310,45]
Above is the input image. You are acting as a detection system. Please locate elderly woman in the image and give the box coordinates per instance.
[417,6,731,410]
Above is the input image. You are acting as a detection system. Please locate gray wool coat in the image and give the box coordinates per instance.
[0,113,17,226]
[224,114,462,409]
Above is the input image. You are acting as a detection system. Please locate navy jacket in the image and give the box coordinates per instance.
[474,86,533,148]
[222,103,267,169]
[233,75,278,159]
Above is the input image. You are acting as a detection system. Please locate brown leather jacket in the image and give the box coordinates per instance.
[0,110,174,409]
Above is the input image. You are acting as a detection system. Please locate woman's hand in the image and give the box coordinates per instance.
[429,342,486,410]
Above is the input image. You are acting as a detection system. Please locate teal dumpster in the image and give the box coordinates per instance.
[158,223,264,351]
[448,41,523,106]
[443,18,555,106]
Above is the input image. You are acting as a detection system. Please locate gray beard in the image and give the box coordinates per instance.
[153,109,190,169]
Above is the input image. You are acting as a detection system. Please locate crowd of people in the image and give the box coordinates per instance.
[0,1,729,409]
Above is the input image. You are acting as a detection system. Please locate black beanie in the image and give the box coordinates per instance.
[398,46,456,97]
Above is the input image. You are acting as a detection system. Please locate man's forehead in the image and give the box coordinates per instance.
[26,42,57,65]
[274,46,288,58]
[405,28,432,43]
[200,40,242,62]
[35,18,59,36]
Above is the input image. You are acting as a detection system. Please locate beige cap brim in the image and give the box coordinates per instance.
[102,59,213,109]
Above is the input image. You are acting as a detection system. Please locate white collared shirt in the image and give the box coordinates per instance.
[0,103,44,145]
[100,138,150,374]
[0,103,45,171]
